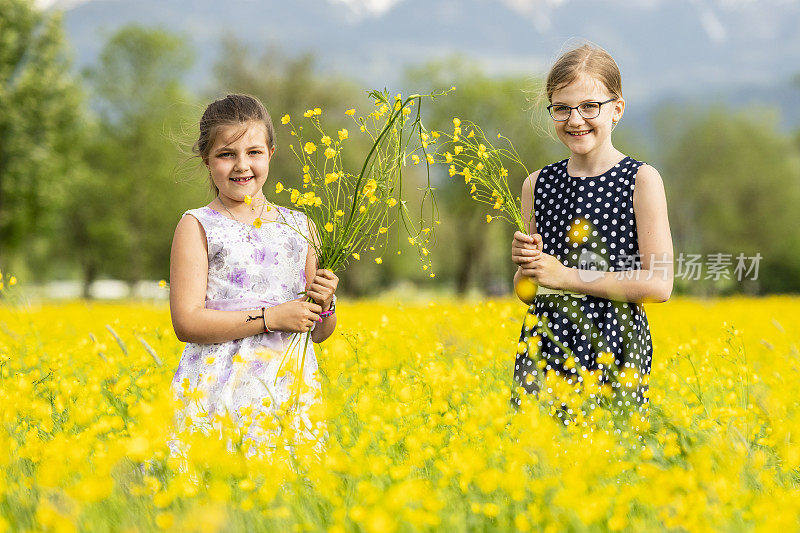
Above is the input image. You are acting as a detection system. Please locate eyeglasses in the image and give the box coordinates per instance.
[547,98,616,121]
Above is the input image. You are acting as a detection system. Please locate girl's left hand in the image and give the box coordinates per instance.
[519,252,570,289]
[307,269,339,311]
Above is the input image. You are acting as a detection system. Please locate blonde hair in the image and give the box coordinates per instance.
[546,43,622,102]
[529,41,622,137]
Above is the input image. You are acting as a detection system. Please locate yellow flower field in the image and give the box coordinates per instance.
[1,296,799,532]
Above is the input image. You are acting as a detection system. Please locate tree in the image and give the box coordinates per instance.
[0,0,84,277]
[76,25,203,288]
[656,105,800,294]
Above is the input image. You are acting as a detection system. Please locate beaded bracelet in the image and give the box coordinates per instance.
[318,308,335,319]
[261,307,272,333]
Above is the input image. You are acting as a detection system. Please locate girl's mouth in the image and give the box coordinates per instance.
[568,130,592,137]
[230,176,254,183]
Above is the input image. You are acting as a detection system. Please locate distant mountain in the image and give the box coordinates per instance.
[57,0,800,129]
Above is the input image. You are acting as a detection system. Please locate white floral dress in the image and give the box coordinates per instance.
[168,205,321,457]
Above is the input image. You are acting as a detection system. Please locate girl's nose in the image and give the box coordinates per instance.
[567,110,586,127]
[234,156,250,171]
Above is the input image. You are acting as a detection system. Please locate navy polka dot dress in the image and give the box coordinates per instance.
[513,156,653,426]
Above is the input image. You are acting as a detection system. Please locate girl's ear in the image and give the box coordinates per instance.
[269,146,276,158]
[613,97,626,122]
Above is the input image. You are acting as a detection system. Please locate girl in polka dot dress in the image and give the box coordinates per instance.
[510,44,674,430]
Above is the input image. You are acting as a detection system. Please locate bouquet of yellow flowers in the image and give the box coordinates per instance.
[435,118,538,301]
[275,89,450,404]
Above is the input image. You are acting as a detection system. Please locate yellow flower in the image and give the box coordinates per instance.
[325,147,336,159]
[325,172,339,184]
[158,279,167,288]
[303,109,314,118]
[352,252,360,260]
[335,210,344,217]
[304,142,317,154]
[568,217,592,245]
[345,108,355,115]
[378,227,388,234]
[320,136,331,147]
[253,218,263,228]
[448,165,456,177]
[486,215,492,223]
[363,179,378,195]
[431,131,440,138]
[338,128,348,140]
[387,198,397,207]
[598,351,615,367]
[500,167,508,177]
[445,152,453,163]
[359,206,366,213]
[290,189,300,203]
[453,117,461,127]
[426,154,434,164]
[454,145,463,155]
[470,184,476,194]
[302,165,309,173]
[313,107,321,115]
[467,130,475,138]
[281,114,290,124]
[243,195,252,205]
[324,222,334,232]
[375,257,382,264]
[411,154,420,165]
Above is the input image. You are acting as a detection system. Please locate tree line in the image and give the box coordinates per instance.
[2,0,800,296]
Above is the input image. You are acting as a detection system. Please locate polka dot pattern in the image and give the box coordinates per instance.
[513,156,653,427]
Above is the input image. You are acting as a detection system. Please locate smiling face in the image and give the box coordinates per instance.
[550,73,624,158]
[206,121,274,204]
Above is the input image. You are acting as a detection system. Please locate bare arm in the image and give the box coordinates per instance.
[559,164,674,303]
[169,214,321,344]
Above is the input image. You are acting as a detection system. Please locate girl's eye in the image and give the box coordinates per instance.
[217,152,233,158]
[249,150,263,155]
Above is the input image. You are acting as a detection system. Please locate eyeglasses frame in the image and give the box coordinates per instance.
[547,98,617,121]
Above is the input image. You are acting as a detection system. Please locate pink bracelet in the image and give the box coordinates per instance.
[318,308,335,319]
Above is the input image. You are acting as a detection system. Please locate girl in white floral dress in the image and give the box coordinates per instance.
[168,94,339,457]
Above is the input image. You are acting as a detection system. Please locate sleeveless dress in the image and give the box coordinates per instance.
[513,156,653,429]
[168,205,322,458]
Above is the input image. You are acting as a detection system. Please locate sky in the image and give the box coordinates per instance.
[36,0,800,130]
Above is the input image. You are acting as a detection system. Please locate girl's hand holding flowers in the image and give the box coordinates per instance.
[520,251,570,290]
[306,269,339,312]
[511,231,543,268]
[268,298,322,333]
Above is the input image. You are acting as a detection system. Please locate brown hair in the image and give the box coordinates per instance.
[193,94,276,195]
[546,43,622,102]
